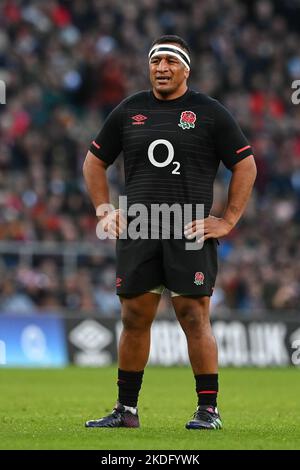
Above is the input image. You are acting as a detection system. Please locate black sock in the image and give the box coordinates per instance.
[117,369,144,407]
[195,373,218,407]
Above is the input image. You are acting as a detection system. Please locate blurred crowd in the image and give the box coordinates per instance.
[0,0,300,316]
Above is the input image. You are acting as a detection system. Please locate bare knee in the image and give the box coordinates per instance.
[122,309,150,332]
[174,297,211,334]
[121,297,156,332]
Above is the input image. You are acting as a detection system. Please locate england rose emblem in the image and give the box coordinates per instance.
[178,111,197,129]
[194,271,205,286]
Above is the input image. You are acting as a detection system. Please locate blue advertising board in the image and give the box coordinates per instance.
[0,315,68,367]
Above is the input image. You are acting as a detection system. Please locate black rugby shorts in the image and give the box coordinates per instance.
[115,237,218,297]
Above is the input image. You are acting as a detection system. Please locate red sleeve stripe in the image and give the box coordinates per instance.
[236,145,251,154]
[92,140,100,149]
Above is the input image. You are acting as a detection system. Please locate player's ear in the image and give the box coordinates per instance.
[184,68,190,80]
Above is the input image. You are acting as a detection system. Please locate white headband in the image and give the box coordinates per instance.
[148,43,191,71]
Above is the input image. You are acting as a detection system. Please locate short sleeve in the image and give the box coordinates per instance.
[213,101,253,170]
[89,103,123,166]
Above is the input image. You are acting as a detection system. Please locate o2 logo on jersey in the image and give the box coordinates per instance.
[147,139,180,175]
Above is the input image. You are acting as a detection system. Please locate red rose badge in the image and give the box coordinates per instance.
[178,111,196,129]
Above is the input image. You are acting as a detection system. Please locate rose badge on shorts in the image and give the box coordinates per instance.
[194,271,205,286]
[178,111,197,129]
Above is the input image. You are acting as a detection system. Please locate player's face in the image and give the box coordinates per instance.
[149,48,190,99]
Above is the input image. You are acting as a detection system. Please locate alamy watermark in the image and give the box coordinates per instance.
[96,196,205,250]
[291,80,300,104]
[0,80,6,104]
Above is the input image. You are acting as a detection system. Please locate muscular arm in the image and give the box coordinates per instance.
[222,155,257,228]
[83,151,126,237]
[184,156,257,241]
[82,151,110,211]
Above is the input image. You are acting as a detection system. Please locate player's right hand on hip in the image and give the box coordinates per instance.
[99,209,127,238]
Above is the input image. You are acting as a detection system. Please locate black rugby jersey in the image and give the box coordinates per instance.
[89,89,253,218]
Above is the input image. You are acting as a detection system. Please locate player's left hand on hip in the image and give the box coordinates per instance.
[184,216,232,243]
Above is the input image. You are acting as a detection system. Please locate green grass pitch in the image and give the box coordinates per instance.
[0,366,300,450]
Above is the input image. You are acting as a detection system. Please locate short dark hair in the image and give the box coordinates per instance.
[150,35,191,56]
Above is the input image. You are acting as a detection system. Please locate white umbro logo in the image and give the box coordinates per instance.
[69,320,112,351]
